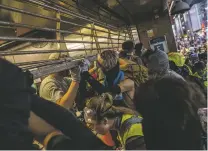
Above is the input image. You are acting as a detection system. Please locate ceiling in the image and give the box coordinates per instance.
[78,0,166,24]
[2,0,203,50]
[0,0,166,50]
[0,0,166,37]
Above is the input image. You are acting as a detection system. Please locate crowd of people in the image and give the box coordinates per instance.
[0,40,207,150]
[176,33,207,57]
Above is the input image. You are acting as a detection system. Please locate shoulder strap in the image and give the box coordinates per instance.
[113,71,125,85]
[120,116,142,137]
[104,71,125,87]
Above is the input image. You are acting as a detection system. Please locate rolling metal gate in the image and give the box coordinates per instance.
[0,0,136,80]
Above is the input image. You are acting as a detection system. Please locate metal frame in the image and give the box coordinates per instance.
[0,4,126,37]
[15,0,121,31]
[30,55,97,79]
[0,36,124,44]
[0,21,126,41]
[60,0,121,24]
[0,47,119,56]
[0,0,134,79]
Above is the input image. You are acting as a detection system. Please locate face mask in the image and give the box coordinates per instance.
[103,63,120,80]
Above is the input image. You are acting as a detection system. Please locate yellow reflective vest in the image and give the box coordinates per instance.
[117,114,143,148]
[193,69,207,87]
[168,52,185,67]
[184,64,193,76]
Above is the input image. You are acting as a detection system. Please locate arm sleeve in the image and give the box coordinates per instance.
[82,71,106,94]
[87,77,121,95]
[41,81,64,102]
[76,78,88,110]
[81,71,121,95]
[30,94,106,150]
[46,135,76,150]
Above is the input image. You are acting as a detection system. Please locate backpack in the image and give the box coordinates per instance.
[120,59,148,87]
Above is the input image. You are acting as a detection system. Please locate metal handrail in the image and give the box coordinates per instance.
[0,21,126,41]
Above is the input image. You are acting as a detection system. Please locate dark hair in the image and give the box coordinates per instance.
[122,40,134,52]
[119,51,128,59]
[141,49,155,59]
[193,61,206,71]
[135,43,143,50]
[135,43,143,57]
[134,76,206,149]
[141,49,156,67]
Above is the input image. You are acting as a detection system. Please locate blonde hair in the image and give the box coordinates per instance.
[86,93,138,122]
[98,50,118,71]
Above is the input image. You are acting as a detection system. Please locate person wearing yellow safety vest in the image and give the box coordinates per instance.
[84,93,145,150]
[168,52,192,77]
[168,52,207,95]
[193,61,207,89]
[82,50,135,109]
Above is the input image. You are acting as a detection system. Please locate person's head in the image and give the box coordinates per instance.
[84,93,137,135]
[193,61,206,74]
[198,52,207,64]
[49,53,70,77]
[135,43,143,57]
[97,50,119,73]
[142,50,169,78]
[122,40,134,54]
[119,50,128,59]
[134,76,206,149]
[141,49,154,65]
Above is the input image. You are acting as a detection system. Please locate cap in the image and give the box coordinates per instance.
[122,40,134,53]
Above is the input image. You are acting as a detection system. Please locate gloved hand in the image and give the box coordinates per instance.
[70,67,81,82]
[80,59,91,73]
[81,71,91,81]
[70,59,91,82]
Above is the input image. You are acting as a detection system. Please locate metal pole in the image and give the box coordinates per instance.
[58,0,121,24]
[91,23,101,53]
[16,60,64,66]
[30,55,97,79]
[21,60,71,70]
[0,47,119,56]
[0,21,126,40]
[18,0,120,31]
[0,4,126,38]
[79,29,87,56]
[37,0,121,30]
[0,36,123,44]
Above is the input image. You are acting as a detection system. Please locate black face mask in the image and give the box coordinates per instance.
[103,63,120,87]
